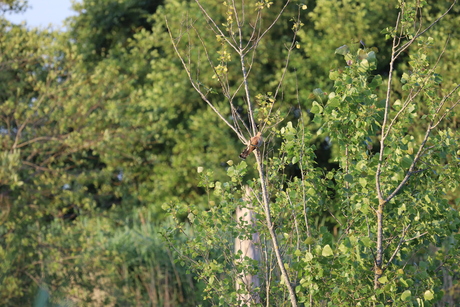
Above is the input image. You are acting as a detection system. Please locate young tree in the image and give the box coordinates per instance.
[166,0,308,305]
[166,0,460,305]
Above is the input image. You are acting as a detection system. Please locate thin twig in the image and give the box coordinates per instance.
[394,0,457,59]
[194,0,239,53]
[166,17,246,143]
[432,84,460,129]
[385,224,411,266]
[375,11,400,201]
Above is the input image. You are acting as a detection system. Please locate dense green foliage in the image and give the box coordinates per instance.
[1,0,459,305]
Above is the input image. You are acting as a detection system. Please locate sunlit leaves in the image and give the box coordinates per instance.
[255,0,273,10]
[321,244,333,257]
[335,44,350,55]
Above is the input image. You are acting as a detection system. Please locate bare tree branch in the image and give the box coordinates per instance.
[394,0,457,59]
[166,17,247,143]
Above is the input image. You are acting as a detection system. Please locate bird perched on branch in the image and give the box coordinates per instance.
[239,132,263,159]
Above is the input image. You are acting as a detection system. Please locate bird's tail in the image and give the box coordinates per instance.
[239,148,249,159]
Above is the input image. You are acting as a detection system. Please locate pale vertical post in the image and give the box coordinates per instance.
[235,186,261,305]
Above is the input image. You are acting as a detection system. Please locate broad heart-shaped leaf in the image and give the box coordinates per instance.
[401,155,414,169]
[322,244,333,257]
[360,237,372,248]
[313,88,325,98]
[378,275,388,284]
[401,290,411,301]
[329,70,341,81]
[226,166,235,177]
[344,174,353,183]
[310,101,324,114]
[304,252,314,262]
[327,96,340,108]
[424,290,434,300]
[369,75,382,89]
[335,44,350,55]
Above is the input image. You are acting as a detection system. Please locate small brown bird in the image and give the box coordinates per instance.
[239,132,263,159]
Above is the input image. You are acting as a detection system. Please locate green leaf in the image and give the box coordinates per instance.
[424,195,431,204]
[307,188,316,196]
[304,252,314,262]
[424,290,434,300]
[369,75,382,88]
[310,101,323,114]
[378,275,388,284]
[227,166,235,176]
[335,44,349,55]
[327,96,340,108]
[359,177,367,187]
[401,72,410,83]
[344,174,353,183]
[407,104,416,113]
[339,243,348,253]
[236,161,247,171]
[313,88,324,98]
[401,155,413,168]
[398,204,406,215]
[360,237,372,247]
[329,70,340,80]
[401,290,411,301]
[322,244,333,257]
[313,114,322,124]
[358,59,370,72]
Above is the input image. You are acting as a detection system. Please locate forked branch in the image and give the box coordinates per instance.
[374,0,459,290]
